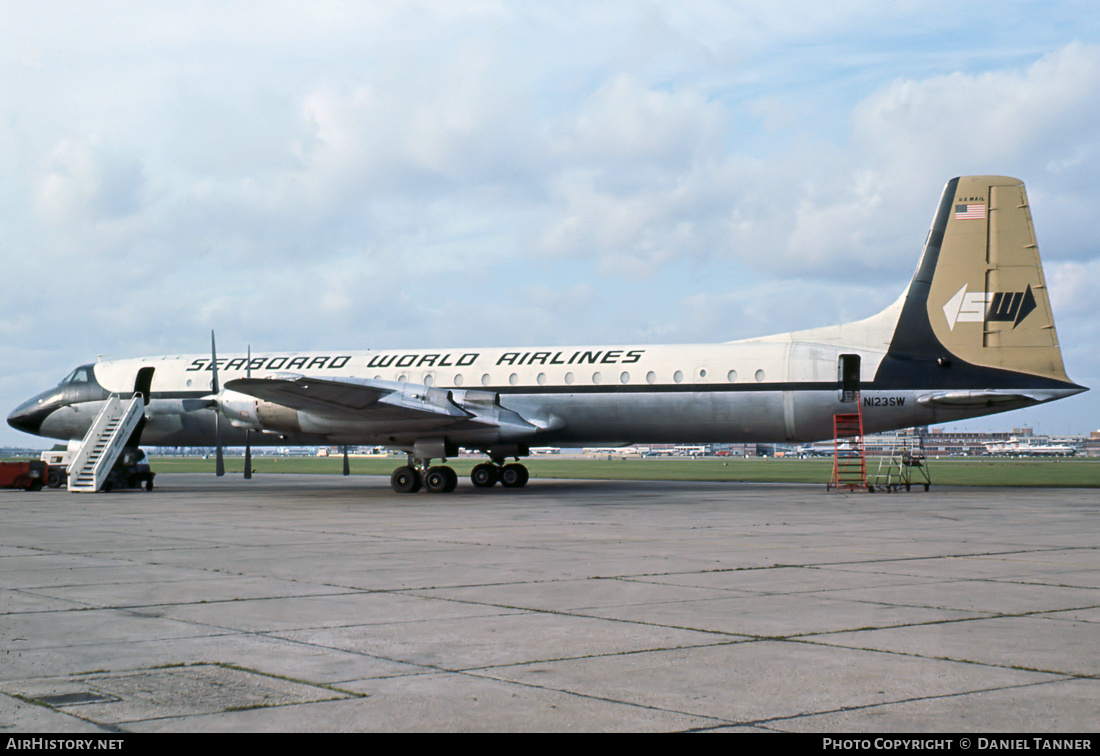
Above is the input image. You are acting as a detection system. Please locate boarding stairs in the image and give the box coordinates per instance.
[67,394,145,492]
[829,392,868,492]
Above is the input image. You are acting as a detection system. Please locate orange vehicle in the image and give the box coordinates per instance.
[0,460,47,491]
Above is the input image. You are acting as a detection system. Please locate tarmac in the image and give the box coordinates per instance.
[0,473,1097,733]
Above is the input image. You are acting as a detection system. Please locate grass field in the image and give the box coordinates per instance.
[146,454,1100,487]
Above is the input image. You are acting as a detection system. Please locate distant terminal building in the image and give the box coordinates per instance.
[791,427,1087,458]
[911,428,1015,457]
[714,443,759,457]
[869,428,1083,457]
[638,443,760,457]
[917,427,1082,457]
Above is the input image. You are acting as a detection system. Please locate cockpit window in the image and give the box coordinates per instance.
[60,366,92,385]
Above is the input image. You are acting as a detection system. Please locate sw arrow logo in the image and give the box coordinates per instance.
[943,284,1037,331]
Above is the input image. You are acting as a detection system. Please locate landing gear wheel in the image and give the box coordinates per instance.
[500,463,529,488]
[425,466,458,493]
[470,463,499,488]
[390,466,422,493]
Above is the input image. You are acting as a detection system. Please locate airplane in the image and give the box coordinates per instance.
[7,175,1087,493]
[982,437,1076,457]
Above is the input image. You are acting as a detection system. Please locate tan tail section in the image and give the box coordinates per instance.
[927,175,1070,383]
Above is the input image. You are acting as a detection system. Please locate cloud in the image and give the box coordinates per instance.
[34,136,148,225]
[556,74,727,172]
[527,45,1100,284]
[852,42,1100,183]
[535,75,747,276]
[1046,258,1100,321]
[713,42,1100,276]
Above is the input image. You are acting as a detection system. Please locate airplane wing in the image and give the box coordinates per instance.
[224,375,543,436]
[225,376,468,421]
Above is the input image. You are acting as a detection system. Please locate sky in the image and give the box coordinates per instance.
[2,0,1099,446]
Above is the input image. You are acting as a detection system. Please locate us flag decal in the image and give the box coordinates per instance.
[955,203,986,220]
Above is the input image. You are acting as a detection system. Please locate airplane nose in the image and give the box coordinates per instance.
[7,397,49,436]
[7,408,37,435]
[7,407,34,431]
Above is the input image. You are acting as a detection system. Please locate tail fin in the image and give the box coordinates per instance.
[878,176,1080,391]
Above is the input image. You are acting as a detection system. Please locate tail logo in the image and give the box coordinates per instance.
[943,284,1037,331]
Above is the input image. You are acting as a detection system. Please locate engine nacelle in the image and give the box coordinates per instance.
[253,399,301,434]
[217,390,264,431]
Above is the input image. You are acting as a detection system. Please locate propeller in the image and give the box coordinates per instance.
[343,444,350,476]
[207,332,258,480]
[211,331,225,477]
[244,345,252,480]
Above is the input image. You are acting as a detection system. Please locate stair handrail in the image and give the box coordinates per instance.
[87,394,144,490]
[67,394,122,483]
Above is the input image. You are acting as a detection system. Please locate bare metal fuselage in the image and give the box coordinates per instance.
[29,333,1068,450]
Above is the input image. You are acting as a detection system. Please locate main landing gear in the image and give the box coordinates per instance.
[389,458,529,494]
[390,464,457,493]
[470,461,529,489]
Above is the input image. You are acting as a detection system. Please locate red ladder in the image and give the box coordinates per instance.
[830,393,867,491]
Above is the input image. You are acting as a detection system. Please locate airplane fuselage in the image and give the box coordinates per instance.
[19,333,1066,451]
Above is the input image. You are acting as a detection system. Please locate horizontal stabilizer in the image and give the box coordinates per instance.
[916,390,1056,408]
